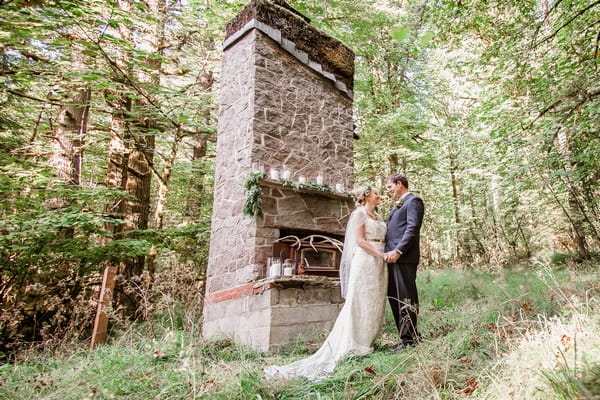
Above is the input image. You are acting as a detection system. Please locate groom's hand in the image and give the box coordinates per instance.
[383,251,400,263]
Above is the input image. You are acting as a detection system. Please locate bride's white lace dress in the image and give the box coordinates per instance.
[264,208,387,381]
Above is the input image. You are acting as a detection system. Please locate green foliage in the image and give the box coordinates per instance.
[0,265,598,399]
[391,26,410,42]
[428,0,600,259]
[0,153,213,352]
[1,0,600,370]
[0,0,242,353]
[544,361,600,400]
[242,171,268,217]
[1,175,133,267]
[550,252,574,266]
[198,337,263,362]
[242,172,346,218]
[279,178,337,194]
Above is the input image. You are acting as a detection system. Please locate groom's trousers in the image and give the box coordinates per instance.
[387,262,420,344]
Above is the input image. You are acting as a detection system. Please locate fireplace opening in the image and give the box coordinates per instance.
[271,229,344,278]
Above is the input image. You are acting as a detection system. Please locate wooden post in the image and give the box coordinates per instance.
[90,266,116,349]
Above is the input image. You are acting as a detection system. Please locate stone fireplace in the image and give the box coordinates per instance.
[202,0,355,351]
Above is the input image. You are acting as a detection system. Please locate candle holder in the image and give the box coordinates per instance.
[267,257,282,277]
[283,259,294,276]
[269,168,280,180]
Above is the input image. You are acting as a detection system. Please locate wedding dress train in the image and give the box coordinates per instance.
[264,210,387,381]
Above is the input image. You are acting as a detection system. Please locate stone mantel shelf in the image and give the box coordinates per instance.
[259,178,352,200]
[254,274,340,289]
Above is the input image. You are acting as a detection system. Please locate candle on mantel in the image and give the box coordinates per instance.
[283,260,293,276]
[316,174,324,185]
[270,261,281,277]
[252,162,264,173]
[270,168,280,180]
[298,176,306,184]
[282,168,291,180]
[335,183,344,192]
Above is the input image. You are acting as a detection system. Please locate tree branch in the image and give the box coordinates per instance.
[3,88,62,106]
[527,87,600,130]
[524,89,579,129]
[535,0,600,46]
[595,28,600,70]
[0,68,54,76]
[56,1,214,140]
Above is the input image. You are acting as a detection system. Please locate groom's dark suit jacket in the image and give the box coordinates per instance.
[385,193,425,264]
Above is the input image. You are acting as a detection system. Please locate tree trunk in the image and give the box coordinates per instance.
[185,70,214,219]
[102,0,165,318]
[152,129,182,230]
[50,87,90,186]
[146,128,184,276]
[449,151,461,259]
[557,129,589,260]
[47,85,91,239]
[185,137,208,219]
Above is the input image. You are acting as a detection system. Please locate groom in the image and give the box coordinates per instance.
[383,173,425,351]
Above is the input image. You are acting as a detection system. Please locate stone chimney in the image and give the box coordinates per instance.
[202,0,355,351]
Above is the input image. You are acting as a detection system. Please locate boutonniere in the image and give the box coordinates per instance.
[395,199,404,207]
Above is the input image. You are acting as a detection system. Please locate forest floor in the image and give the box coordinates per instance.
[1,261,599,399]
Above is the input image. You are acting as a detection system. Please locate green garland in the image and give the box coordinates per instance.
[279,178,335,192]
[242,172,348,218]
[243,172,268,217]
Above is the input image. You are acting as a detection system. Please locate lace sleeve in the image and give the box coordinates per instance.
[339,207,367,298]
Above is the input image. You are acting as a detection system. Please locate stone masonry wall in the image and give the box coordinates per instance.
[202,277,344,351]
[268,282,344,349]
[204,0,355,350]
[206,31,260,295]
[207,27,354,294]
[248,29,355,269]
[253,180,354,267]
[253,31,354,187]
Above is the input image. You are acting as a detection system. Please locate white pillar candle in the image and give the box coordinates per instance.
[282,169,291,179]
[316,175,323,185]
[270,168,279,180]
[270,262,281,276]
[335,183,343,192]
[298,176,306,184]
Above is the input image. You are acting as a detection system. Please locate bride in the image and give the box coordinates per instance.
[264,186,388,381]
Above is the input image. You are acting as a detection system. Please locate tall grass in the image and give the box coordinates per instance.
[0,262,598,399]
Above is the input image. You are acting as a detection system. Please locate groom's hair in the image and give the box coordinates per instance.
[388,173,409,189]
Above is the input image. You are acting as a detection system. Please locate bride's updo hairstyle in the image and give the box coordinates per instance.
[353,185,372,206]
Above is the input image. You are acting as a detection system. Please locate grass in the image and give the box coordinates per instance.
[0,262,598,399]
